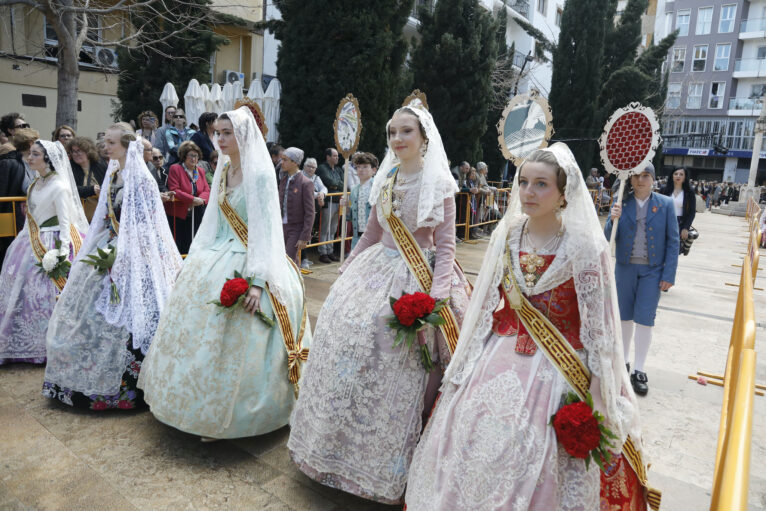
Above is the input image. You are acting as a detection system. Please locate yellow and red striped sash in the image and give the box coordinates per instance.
[27,178,83,291]
[381,169,461,354]
[501,267,661,510]
[218,167,309,395]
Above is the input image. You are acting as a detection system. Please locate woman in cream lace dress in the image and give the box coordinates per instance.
[287,104,471,504]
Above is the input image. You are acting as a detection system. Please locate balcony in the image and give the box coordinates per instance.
[739,18,766,39]
[728,97,763,117]
[734,58,766,78]
[501,0,529,19]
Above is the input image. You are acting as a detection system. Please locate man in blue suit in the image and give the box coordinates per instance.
[605,163,679,396]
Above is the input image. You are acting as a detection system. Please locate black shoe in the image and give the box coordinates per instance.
[319,255,332,264]
[626,363,630,374]
[328,253,340,262]
[631,371,648,396]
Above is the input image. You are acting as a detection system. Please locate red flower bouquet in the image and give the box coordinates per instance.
[386,292,448,372]
[209,271,275,327]
[550,392,618,471]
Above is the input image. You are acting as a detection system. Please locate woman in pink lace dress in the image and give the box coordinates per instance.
[287,104,471,504]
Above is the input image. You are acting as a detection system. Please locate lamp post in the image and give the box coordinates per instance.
[513,52,535,96]
[743,93,766,205]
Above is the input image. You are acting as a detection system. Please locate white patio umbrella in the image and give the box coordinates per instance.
[262,78,281,143]
[200,84,212,116]
[210,83,224,114]
[231,80,244,107]
[159,82,179,121]
[183,79,203,131]
[222,83,234,111]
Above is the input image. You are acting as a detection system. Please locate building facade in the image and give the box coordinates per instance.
[656,0,766,183]
[0,2,264,140]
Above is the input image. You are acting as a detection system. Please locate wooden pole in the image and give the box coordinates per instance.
[339,158,350,264]
[609,178,626,254]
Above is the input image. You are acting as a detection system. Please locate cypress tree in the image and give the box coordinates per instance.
[549,0,609,170]
[271,0,413,159]
[480,8,512,181]
[409,0,499,165]
[115,0,227,124]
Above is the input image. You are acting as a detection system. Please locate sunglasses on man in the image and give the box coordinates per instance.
[153,156,164,161]
[174,115,186,119]
[15,123,30,129]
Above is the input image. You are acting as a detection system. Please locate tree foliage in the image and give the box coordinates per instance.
[115,0,227,126]
[270,0,413,159]
[409,0,499,165]
[548,0,609,169]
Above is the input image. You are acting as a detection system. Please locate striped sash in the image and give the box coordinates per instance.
[218,165,309,395]
[27,178,83,291]
[501,264,661,510]
[380,169,461,354]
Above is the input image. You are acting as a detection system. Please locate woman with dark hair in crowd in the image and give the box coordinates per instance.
[190,112,218,163]
[205,150,219,186]
[166,140,210,254]
[68,136,108,222]
[137,111,159,141]
[53,125,75,147]
[661,167,696,255]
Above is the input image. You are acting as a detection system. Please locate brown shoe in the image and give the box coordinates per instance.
[329,253,340,262]
[319,255,332,264]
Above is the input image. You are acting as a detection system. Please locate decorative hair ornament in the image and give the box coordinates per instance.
[234,97,268,137]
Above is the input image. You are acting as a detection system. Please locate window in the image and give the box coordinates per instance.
[693,45,708,71]
[555,7,563,26]
[709,82,726,109]
[751,84,766,98]
[676,9,691,36]
[719,4,736,33]
[537,0,547,15]
[672,47,686,72]
[714,43,731,71]
[687,83,703,109]
[758,46,766,59]
[696,7,713,35]
[667,83,682,109]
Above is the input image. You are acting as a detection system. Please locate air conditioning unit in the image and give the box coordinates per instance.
[94,46,118,68]
[223,70,245,84]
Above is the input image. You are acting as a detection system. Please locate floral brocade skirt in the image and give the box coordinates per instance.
[0,229,72,365]
[43,337,145,410]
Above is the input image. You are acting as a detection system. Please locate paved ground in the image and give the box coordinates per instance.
[1,209,765,510]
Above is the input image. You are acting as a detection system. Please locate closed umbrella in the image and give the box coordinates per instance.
[210,83,224,114]
[262,78,281,143]
[159,82,179,117]
[183,79,203,131]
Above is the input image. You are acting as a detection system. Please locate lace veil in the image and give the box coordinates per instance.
[77,136,183,354]
[444,142,644,451]
[189,106,291,304]
[38,140,90,234]
[368,102,459,230]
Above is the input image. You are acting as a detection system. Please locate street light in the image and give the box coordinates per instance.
[513,51,535,96]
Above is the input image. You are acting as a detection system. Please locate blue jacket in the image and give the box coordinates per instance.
[604,192,679,284]
[349,182,372,249]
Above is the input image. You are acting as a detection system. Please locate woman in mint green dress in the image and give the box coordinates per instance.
[138,106,311,439]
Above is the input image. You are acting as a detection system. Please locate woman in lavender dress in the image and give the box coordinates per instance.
[0,140,88,365]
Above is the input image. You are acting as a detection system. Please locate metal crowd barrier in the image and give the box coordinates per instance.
[708,198,762,510]
[0,197,25,239]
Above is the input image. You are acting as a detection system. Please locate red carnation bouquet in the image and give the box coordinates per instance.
[550,391,618,471]
[209,270,275,327]
[386,292,448,372]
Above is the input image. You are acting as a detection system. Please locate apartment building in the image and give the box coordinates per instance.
[657,0,766,183]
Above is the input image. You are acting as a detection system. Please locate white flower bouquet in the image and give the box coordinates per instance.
[36,239,71,280]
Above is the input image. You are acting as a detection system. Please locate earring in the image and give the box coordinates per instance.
[420,139,429,157]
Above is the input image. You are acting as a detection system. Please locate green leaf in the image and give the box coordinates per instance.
[585,454,591,470]
[255,310,275,328]
[393,329,405,347]
[389,296,398,308]
[585,392,594,409]
[234,270,243,279]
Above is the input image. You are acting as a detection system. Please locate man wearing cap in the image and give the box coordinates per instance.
[604,163,679,396]
[279,147,315,264]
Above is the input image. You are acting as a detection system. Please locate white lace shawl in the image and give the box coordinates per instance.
[76,137,183,354]
[34,140,90,243]
[368,105,459,230]
[189,106,292,304]
[444,142,645,454]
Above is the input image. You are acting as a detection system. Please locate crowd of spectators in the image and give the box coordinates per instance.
[2,108,764,267]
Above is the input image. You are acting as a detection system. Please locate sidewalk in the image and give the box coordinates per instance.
[0,211,763,510]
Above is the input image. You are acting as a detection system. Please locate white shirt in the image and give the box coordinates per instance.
[635,196,649,209]
[672,189,684,217]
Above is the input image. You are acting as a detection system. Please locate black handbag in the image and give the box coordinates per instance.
[682,226,699,256]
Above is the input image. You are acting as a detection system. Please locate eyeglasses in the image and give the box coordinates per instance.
[152,156,163,161]
[174,115,186,119]
[15,123,30,129]
[187,154,199,159]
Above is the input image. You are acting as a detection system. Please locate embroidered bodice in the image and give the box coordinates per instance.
[492,252,582,354]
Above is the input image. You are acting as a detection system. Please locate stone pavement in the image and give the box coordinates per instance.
[1,210,765,510]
